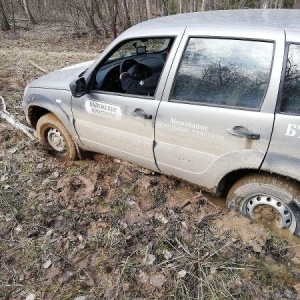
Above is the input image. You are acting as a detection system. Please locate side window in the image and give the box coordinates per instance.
[281,44,300,115]
[171,38,274,110]
[93,37,173,94]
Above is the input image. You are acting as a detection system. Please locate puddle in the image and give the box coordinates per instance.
[203,192,226,208]
[264,223,300,244]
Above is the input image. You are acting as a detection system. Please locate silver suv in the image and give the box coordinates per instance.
[22,9,300,236]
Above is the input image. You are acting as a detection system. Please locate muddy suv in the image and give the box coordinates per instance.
[22,9,300,236]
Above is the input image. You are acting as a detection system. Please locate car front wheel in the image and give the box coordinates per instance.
[226,174,300,236]
[36,113,77,161]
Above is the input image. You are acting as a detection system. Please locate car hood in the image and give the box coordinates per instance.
[28,61,94,90]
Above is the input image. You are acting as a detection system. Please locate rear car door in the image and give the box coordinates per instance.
[154,27,285,193]
[262,30,300,182]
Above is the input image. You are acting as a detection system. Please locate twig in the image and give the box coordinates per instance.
[115,250,137,299]
[206,240,234,259]
[0,96,36,140]
[29,60,48,73]
[175,237,192,257]
[156,254,186,267]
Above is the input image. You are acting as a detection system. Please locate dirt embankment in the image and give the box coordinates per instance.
[1,22,300,299]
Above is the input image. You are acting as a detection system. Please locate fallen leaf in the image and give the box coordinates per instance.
[155,213,168,224]
[45,229,53,238]
[163,250,172,260]
[43,259,52,269]
[98,206,110,214]
[26,294,36,300]
[138,270,149,283]
[15,225,23,233]
[52,171,60,178]
[150,274,166,288]
[177,270,187,278]
[145,254,156,265]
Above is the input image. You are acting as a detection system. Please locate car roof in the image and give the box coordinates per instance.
[128,9,300,33]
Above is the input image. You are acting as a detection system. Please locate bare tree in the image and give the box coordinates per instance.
[104,0,119,38]
[161,0,168,15]
[178,0,183,13]
[132,0,142,23]
[120,0,131,30]
[260,0,270,8]
[146,0,152,19]
[22,0,37,24]
[0,0,10,30]
[82,0,101,35]
[94,0,109,37]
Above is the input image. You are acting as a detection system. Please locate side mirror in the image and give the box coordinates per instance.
[70,77,87,98]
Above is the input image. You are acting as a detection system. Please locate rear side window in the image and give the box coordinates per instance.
[171,38,274,110]
[281,44,300,115]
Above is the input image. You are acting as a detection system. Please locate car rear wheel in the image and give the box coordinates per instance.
[36,113,77,161]
[226,174,300,236]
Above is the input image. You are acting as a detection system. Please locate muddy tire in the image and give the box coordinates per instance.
[226,174,300,236]
[36,113,77,161]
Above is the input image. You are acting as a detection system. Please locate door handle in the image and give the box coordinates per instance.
[132,108,152,119]
[227,126,260,140]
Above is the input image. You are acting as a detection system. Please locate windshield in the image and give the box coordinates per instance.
[108,38,172,61]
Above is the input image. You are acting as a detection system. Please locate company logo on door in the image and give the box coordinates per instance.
[85,100,122,119]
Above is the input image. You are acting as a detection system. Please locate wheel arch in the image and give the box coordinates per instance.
[27,105,51,129]
[216,168,258,196]
[217,168,300,197]
[26,102,81,146]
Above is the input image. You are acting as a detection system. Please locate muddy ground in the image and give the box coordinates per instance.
[1,22,300,299]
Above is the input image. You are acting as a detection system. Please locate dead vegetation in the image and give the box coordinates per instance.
[1,22,300,299]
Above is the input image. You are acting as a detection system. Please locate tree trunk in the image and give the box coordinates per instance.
[178,0,183,13]
[104,0,118,39]
[0,0,10,30]
[120,0,131,29]
[201,0,207,11]
[146,0,152,19]
[161,0,168,16]
[239,0,247,8]
[260,0,269,8]
[83,0,101,35]
[22,0,37,24]
[94,0,109,38]
[132,0,141,23]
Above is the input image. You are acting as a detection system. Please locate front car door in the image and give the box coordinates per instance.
[71,34,182,171]
[154,27,285,194]
[262,30,300,182]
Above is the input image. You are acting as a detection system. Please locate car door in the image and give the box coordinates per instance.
[72,92,159,171]
[154,27,285,193]
[71,35,182,172]
[261,30,300,182]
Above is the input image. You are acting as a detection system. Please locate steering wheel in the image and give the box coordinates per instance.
[120,58,153,80]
